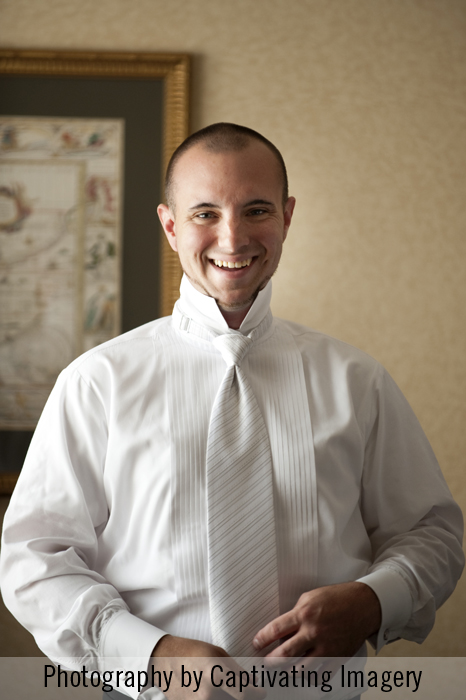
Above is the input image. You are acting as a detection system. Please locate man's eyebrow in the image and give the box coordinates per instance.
[188,198,275,211]
[244,199,275,207]
[188,202,218,210]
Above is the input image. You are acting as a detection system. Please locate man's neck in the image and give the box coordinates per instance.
[219,304,253,330]
[176,275,272,336]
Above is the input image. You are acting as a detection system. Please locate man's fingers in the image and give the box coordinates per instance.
[253,613,299,651]
[264,630,315,660]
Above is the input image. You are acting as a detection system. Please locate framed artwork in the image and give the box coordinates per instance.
[0,49,189,494]
[1,116,124,428]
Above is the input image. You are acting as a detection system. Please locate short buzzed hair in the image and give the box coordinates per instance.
[165,122,289,210]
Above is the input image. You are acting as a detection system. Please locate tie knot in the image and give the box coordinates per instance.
[213,333,253,367]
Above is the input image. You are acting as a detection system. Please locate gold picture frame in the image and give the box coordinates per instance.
[0,48,188,316]
[0,49,189,494]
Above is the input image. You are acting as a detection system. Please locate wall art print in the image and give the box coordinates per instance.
[0,116,124,429]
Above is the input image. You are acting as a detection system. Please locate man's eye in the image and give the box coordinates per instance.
[248,208,267,216]
[195,212,215,219]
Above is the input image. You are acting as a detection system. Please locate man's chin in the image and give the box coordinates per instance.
[182,270,268,311]
[216,290,260,313]
[216,274,276,311]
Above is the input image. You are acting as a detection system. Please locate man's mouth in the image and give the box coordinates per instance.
[212,258,253,269]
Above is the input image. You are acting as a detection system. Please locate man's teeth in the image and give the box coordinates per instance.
[213,258,252,269]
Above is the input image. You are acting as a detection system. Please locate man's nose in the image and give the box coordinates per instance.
[217,215,249,252]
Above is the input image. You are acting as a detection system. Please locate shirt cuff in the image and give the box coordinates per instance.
[357,567,413,653]
[100,609,168,699]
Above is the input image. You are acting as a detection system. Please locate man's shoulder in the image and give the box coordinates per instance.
[273,317,381,375]
[274,316,375,357]
[62,315,174,379]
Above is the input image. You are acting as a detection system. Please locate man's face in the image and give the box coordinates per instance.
[158,141,295,313]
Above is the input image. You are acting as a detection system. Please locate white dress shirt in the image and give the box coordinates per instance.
[0,276,463,697]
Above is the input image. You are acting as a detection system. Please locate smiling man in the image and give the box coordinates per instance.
[1,123,464,700]
[158,134,295,329]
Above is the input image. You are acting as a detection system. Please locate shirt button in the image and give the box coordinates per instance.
[383,629,389,641]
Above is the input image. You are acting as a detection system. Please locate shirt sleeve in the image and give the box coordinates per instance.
[356,365,464,652]
[0,366,165,696]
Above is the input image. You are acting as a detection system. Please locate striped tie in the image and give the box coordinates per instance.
[206,332,280,658]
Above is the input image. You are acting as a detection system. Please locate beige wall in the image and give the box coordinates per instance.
[1,0,465,656]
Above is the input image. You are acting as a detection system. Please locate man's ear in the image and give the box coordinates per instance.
[157,204,178,252]
[283,196,296,241]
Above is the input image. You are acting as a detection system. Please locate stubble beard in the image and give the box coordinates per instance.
[182,267,275,313]
[216,280,268,312]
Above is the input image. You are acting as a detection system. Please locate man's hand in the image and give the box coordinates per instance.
[150,635,266,700]
[252,582,382,659]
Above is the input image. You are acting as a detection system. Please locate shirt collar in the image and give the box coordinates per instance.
[174,274,273,336]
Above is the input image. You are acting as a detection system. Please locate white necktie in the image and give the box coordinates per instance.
[206,332,280,657]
